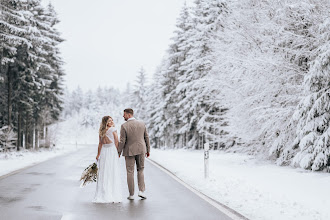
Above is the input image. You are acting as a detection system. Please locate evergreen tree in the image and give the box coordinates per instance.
[267,0,330,168]
[176,0,228,148]
[289,18,330,171]
[71,86,84,113]
[145,60,169,148]
[132,67,147,120]
[160,2,194,148]
[0,0,30,129]
[40,2,65,123]
[0,0,65,150]
[122,82,133,108]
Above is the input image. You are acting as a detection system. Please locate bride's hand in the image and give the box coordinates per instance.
[96,155,100,161]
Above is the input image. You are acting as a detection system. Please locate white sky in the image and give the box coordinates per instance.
[43,0,193,92]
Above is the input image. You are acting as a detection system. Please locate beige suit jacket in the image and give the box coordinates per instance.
[118,119,150,157]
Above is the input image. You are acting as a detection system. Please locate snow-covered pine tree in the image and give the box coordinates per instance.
[19,0,46,149]
[0,125,17,151]
[121,82,133,109]
[0,0,41,149]
[1,1,64,150]
[25,1,64,148]
[40,2,65,123]
[158,2,194,148]
[71,86,84,114]
[132,67,147,120]
[0,0,30,130]
[208,0,326,157]
[0,0,65,149]
[13,44,37,149]
[289,18,330,171]
[176,0,228,149]
[267,0,330,165]
[145,59,169,148]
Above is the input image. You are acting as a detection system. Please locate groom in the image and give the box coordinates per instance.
[118,108,150,200]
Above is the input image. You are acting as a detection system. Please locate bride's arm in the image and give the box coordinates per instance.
[113,131,119,150]
[96,136,103,160]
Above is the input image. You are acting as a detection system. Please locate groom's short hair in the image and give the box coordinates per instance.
[124,108,134,115]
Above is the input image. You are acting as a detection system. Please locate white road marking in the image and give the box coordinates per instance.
[147,158,249,220]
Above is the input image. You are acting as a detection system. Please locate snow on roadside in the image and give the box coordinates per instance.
[0,117,91,178]
[150,148,330,220]
[0,115,118,178]
[0,145,78,177]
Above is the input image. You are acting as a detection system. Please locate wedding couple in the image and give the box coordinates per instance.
[92,108,150,203]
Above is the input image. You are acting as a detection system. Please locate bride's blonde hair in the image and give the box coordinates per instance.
[99,116,113,137]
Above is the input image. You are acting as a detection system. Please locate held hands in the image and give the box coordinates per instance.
[96,154,100,161]
[146,152,150,158]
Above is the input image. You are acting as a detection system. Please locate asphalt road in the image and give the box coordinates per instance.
[0,145,233,220]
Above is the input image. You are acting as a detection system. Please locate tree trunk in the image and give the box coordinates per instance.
[25,125,28,149]
[25,116,29,149]
[35,121,39,149]
[17,112,21,151]
[43,123,46,139]
[202,134,204,149]
[184,132,186,147]
[7,66,12,128]
[23,133,25,149]
[46,125,50,148]
[198,134,200,149]
[33,124,35,149]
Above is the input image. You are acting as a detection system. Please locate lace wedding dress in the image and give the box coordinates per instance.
[93,127,122,203]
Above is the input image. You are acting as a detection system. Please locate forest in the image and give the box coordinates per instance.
[0,0,64,150]
[133,0,330,172]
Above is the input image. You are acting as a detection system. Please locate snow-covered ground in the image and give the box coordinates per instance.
[150,148,330,220]
[0,145,78,177]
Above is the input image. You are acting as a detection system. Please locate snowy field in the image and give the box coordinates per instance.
[0,145,78,177]
[150,148,330,220]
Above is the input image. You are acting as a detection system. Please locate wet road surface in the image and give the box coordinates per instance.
[0,145,233,220]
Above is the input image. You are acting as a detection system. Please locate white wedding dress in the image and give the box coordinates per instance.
[93,127,122,203]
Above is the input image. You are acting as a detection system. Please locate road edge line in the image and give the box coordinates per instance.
[147,158,249,220]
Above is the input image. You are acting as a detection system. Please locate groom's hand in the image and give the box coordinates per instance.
[146,152,150,158]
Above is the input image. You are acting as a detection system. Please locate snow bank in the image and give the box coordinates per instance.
[150,148,330,220]
[0,145,78,177]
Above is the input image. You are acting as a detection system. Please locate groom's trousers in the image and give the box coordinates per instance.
[125,154,146,196]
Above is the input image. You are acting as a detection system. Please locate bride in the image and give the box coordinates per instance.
[93,116,122,203]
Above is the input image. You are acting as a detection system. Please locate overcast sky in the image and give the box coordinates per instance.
[43,0,193,92]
